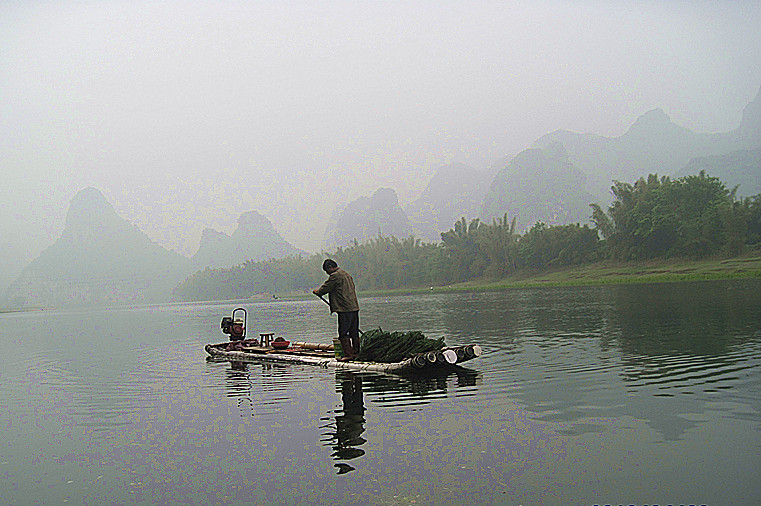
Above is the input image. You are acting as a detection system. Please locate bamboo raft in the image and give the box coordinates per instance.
[204,340,483,374]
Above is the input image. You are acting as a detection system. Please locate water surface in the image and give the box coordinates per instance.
[1,280,759,504]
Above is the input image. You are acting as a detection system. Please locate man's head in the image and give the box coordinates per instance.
[322,258,338,273]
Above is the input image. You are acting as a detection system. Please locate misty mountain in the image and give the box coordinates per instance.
[480,142,596,229]
[0,241,32,304]
[734,85,761,148]
[324,188,412,248]
[678,147,761,197]
[405,163,493,242]
[6,187,191,307]
[191,211,305,269]
[533,85,761,201]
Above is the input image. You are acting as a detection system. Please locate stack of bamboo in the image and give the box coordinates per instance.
[357,328,445,363]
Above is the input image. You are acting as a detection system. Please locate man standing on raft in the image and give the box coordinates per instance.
[313,259,360,361]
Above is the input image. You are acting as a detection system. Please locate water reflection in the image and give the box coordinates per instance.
[320,366,483,474]
[363,366,481,406]
[220,360,298,419]
[323,371,367,474]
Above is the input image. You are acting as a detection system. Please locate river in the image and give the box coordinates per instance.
[1,280,759,505]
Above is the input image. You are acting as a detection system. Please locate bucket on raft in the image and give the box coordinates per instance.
[332,338,344,358]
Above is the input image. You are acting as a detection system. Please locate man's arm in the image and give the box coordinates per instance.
[313,274,336,296]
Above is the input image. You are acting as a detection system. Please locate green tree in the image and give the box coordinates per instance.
[593,172,737,260]
[476,213,520,277]
[519,222,599,268]
[440,217,487,281]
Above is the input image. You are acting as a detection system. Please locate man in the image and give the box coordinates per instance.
[313,259,360,361]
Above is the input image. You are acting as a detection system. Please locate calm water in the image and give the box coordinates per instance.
[1,280,760,505]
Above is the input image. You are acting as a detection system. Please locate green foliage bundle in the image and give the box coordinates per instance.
[357,328,446,363]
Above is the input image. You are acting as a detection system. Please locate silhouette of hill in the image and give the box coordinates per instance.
[679,147,761,197]
[735,85,761,148]
[405,163,493,242]
[533,85,761,202]
[191,211,305,269]
[480,142,595,230]
[324,188,412,248]
[6,187,191,307]
[0,241,30,304]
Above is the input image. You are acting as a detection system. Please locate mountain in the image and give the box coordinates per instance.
[0,241,32,305]
[735,85,761,148]
[405,163,493,242]
[324,188,412,247]
[6,187,191,307]
[191,211,305,269]
[480,142,596,229]
[678,147,761,197]
[533,85,761,202]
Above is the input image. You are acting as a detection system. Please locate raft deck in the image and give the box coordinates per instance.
[204,342,482,374]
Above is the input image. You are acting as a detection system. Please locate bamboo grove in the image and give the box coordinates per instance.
[174,172,761,301]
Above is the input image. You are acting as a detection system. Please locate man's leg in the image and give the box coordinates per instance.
[337,312,357,360]
[349,312,360,356]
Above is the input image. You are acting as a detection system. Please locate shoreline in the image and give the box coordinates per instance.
[358,253,761,296]
[4,254,759,311]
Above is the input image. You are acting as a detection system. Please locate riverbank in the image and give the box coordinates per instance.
[6,254,759,311]
[359,253,761,296]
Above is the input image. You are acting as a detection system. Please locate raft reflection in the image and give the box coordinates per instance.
[322,366,482,474]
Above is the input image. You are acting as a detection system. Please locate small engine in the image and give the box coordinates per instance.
[221,308,247,341]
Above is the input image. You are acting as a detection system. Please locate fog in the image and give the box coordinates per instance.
[2,1,760,275]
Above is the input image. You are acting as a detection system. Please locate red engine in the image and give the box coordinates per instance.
[221,308,247,341]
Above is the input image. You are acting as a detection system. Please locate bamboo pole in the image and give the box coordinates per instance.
[290,341,334,351]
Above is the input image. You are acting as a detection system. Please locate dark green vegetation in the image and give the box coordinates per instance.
[174,172,761,301]
[357,329,445,363]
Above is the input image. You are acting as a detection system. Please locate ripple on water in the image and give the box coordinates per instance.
[621,344,761,395]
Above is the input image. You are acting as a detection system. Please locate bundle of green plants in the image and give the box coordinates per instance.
[357,328,446,363]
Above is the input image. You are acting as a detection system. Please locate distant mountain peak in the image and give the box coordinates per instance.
[368,187,399,206]
[199,227,228,244]
[7,188,190,306]
[64,187,118,231]
[192,210,303,268]
[511,141,570,168]
[405,163,492,241]
[736,85,761,146]
[481,142,594,229]
[626,108,673,134]
[237,210,270,229]
[324,188,412,247]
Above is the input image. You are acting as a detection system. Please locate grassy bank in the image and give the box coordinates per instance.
[451,254,761,291]
[357,253,761,296]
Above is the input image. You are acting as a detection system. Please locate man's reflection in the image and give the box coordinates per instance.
[329,372,366,474]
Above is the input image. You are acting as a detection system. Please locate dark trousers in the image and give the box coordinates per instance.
[337,311,360,357]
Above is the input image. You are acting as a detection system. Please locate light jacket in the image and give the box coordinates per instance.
[314,268,359,313]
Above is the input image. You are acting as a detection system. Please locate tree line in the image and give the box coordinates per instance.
[174,172,761,301]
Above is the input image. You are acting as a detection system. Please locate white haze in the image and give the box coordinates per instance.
[2,1,760,279]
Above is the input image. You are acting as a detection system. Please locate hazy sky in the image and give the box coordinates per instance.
[2,0,760,269]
